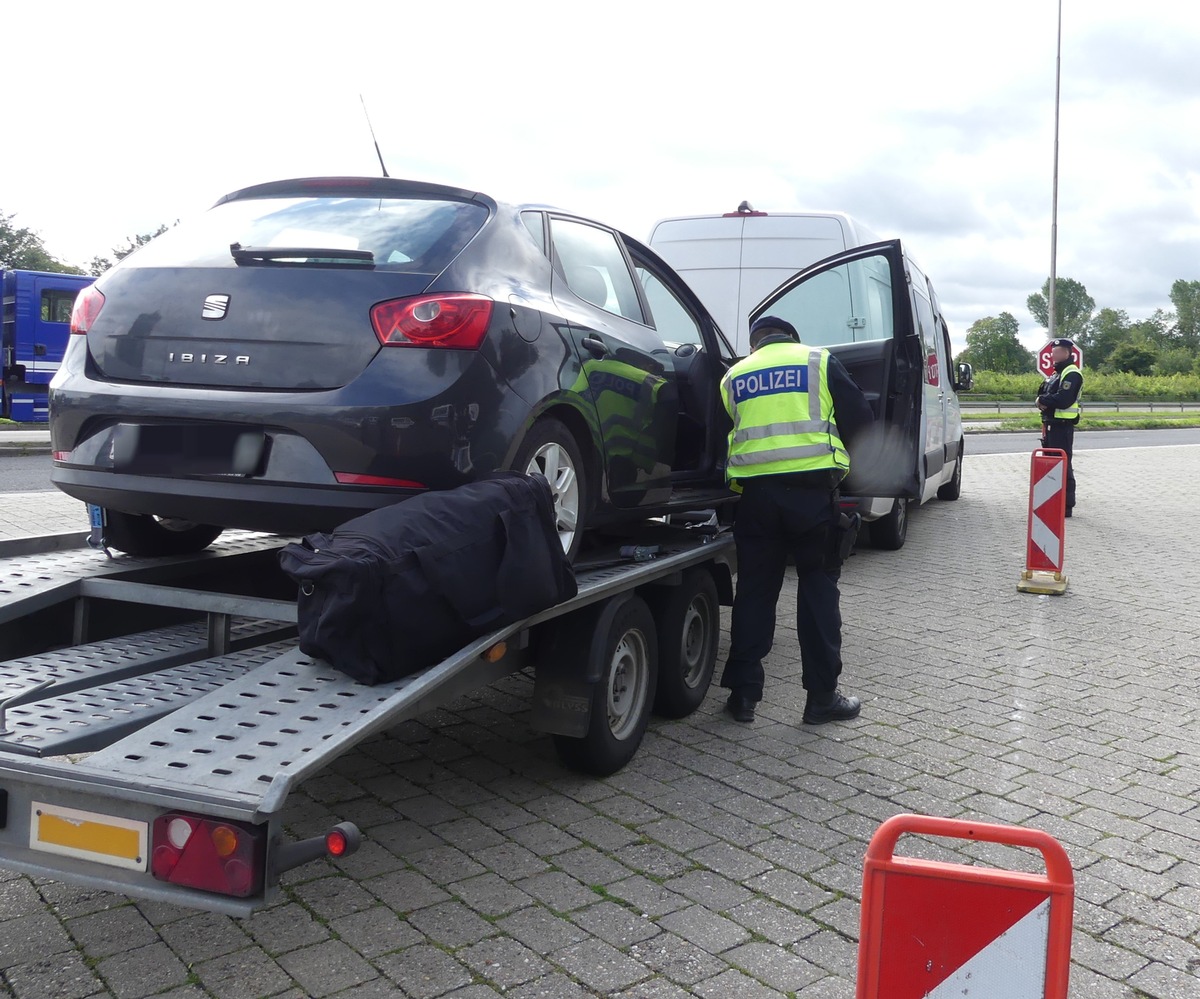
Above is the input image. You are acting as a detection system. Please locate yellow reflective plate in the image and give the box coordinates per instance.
[30,801,148,872]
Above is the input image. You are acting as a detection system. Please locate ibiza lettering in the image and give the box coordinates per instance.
[167,352,250,365]
[732,366,808,401]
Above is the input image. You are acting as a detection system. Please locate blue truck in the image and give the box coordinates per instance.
[2,269,95,421]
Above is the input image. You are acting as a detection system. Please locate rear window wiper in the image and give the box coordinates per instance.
[229,242,375,267]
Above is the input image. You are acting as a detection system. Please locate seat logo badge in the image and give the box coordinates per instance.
[202,294,231,320]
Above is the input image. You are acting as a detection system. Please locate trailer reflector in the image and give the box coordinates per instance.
[30,802,147,871]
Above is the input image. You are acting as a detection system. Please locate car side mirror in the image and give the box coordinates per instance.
[955,362,974,393]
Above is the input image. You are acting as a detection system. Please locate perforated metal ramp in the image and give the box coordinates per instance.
[0,532,290,626]
[0,628,295,757]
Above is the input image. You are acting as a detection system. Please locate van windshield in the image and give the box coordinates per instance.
[760,253,895,347]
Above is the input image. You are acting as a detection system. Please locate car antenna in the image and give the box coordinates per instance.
[359,94,390,178]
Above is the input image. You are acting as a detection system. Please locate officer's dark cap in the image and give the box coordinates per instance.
[749,316,800,347]
[1050,338,1075,349]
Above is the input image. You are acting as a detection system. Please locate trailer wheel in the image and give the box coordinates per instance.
[937,441,964,500]
[648,569,719,719]
[102,510,223,557]
[869,498,908,551]
[553,595,658,776]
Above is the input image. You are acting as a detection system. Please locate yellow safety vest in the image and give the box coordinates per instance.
[1055,362,1082,422]
[720,341,849,481]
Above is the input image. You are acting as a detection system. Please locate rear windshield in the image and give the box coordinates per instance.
[121,196,489,273]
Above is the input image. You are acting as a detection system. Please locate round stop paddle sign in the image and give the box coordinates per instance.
[1038,341,1083,378]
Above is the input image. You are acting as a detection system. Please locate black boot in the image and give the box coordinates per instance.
[725,691,756,723]
[803,689,861,725]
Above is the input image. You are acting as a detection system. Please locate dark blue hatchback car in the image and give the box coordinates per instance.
[50,177,738,557]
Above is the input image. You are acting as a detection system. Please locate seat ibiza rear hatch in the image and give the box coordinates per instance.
[82,178,492,391]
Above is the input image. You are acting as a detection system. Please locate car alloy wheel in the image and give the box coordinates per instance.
[525,441,581,554]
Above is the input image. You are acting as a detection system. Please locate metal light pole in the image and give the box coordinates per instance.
[1047,0,1063,340]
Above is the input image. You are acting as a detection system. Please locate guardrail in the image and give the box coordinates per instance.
[961,401,1200,414]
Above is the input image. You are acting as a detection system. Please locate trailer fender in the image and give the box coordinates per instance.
[530,592,639,738]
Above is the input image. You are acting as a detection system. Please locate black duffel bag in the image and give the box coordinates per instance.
[278,473,576,684]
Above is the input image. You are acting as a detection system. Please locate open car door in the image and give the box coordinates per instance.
[748,239,923,500]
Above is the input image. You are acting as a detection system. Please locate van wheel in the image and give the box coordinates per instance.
[513,418,588,562]
[648,570,719,719]
[869,498,908,550]
[102,510,223,557]
[553,596,658,776]
[937,442,963,500]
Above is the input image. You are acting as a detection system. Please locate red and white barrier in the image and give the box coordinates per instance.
[1018,448,1069,594]
[856,814,1074,999]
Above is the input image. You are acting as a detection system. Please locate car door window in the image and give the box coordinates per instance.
[635,266,702,345]
[520,210,546,252]
[551,218,644,323]
[762,252,895,347]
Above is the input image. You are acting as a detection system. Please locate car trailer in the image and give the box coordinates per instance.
[0,520,734,916]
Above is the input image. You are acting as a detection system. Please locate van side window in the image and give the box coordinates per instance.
[550,218,644,323]
[912,285,937,356]
[635,266,702,345]
[763,253,895,347]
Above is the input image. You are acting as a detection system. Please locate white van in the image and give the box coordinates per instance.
[649,206,973,549]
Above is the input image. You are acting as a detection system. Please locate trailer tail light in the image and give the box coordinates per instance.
[325,826,352,858]
[371,293,492,349]
[272,821,362,876]
[150,812,266,898]
[70,285,105,334]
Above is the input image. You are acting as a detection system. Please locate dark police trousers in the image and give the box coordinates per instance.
[1042,421,1077,511]
[720,477,843,704]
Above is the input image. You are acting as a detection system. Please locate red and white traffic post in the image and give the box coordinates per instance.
[856,814,1074,999]
[1018,448,1069,594]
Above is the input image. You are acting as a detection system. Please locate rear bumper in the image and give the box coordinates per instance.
[51,466,422,534]
[839,495,896,521]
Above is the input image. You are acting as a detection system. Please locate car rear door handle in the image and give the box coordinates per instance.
[581,335,609,358]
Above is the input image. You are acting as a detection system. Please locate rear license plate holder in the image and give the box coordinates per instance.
[111,424,265,476]
[30,800,148,871]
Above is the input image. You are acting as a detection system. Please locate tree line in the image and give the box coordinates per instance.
[956,276,1200,377]
[1,209,171,276]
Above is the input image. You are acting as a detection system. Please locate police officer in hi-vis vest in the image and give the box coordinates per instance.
[1036,338,1083,517]
[718,316,874,725]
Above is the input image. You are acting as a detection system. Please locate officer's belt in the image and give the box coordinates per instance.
[737,469,842,491]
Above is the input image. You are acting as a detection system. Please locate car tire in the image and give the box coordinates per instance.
[552,595,658,776]
[102,510,223,557]
[513,418,588,562]
[937,441,964,500]
[869,498,908,551]
[647,570,719,719]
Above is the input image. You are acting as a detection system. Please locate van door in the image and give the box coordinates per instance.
[748,239,922,500]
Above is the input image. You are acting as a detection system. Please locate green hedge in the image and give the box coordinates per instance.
[965,370,1200,401]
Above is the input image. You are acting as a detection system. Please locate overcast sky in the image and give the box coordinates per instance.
[6,0,1199,352]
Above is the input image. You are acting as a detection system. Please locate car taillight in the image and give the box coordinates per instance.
[371,293,492,349]
[151,812,266,898]
[333,472,426,488]
[70,285,105,334]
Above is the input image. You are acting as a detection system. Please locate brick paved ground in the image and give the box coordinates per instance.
[2,445,1199,998]
[0,489,85,543]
